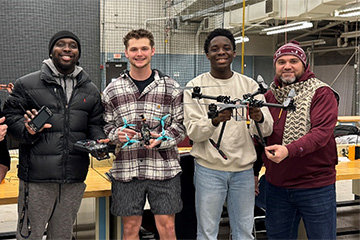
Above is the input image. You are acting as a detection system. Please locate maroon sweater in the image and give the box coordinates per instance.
[263,75,338,188]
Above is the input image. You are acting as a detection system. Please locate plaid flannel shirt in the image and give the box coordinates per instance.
[102,70,186,182]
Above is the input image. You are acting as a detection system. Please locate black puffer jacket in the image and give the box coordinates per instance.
[0,99,10,170]
[4,64,106,183]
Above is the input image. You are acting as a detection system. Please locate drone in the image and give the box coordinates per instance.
[189,75,296,160]
[120,114,173,148]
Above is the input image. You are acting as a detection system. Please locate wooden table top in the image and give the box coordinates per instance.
[337,116,360,123]
[336,160,360,181]
[1,160,359,205]
[0,168,111,205]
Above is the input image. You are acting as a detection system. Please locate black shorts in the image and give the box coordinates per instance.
[110,174,183,216]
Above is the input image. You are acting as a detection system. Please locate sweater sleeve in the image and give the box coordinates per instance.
[102,84,122,145]
[3,79,40,144]
[286,87,338,158]
[183,81,218,143]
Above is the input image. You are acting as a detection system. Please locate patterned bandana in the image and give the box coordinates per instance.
[270,78,330,145]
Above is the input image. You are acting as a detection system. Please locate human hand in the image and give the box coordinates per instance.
[0,117,7,141]
[212,109,232,126]
[118,128,138,143]
[97,138,110,144]
[24,109,52,135]
[254,176,260,196]
[264,144,289,163]
[144,132,162,149]
[0,164,9,183]
[249,107,263,122]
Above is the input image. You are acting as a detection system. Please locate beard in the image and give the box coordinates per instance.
[280,76,296,85]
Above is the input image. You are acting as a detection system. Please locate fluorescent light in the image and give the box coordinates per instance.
[335,2,360,17]
[298,39,326,47]
[261,21,313,35]
[234,36,249,44]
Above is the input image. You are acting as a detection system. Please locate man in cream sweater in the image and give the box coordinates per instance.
[184,28,273,240]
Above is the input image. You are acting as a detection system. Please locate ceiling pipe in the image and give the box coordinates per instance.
[338,22,349,48]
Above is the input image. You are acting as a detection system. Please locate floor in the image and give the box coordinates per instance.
[0,180,359,240]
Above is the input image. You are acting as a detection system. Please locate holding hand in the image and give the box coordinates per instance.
[249,107,263,122]
[212,109,232,126]
[264,144,289,163]
[24,109,52,135]
[144,132,162,149]
[118,128,138,143]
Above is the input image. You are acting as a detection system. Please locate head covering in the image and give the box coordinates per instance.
[48,30,81,58]
[273,40,306,66]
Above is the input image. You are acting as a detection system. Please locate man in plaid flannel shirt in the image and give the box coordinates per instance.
[102,29,186,240]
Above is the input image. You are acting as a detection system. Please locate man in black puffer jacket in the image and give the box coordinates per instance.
[4,31,107,240]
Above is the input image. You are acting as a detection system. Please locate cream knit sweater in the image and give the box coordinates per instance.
[184,72,273,172]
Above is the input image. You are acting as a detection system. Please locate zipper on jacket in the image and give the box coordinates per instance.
[58,83,69,183]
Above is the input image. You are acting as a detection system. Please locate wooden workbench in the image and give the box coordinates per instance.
[336,160,360,181]
[337,116,360,123]
[0,168,111,205]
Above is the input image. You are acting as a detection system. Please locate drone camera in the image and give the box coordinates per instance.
[207,103,218,119]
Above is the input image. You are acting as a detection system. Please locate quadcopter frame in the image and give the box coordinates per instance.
[121,114,173,148]
[190,78,296,159]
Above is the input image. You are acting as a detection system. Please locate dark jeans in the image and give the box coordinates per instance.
[265,181,336,240]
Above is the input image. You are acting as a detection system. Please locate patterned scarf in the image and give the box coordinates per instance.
[270,76,330,145]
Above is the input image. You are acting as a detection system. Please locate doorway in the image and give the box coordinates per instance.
[105,62,127,87]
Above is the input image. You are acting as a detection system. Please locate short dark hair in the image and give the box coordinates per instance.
[123,29,155,49]
[204,28,236,54]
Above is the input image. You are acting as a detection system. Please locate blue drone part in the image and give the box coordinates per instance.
[156,128,173,142]
[120,117,136,131]
[121,114,172,147]
[153,114,170,128]
[122,133,139,148]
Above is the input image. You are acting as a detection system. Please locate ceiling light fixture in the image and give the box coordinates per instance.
[234,36,249,44]
[261,21,313,35]
[334,2,360,17]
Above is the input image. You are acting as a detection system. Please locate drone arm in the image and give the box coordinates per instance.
[247,100,273,139]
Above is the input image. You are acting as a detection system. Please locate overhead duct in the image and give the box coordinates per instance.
[223,0,356,29]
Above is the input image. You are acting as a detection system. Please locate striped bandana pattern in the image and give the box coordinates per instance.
[270,78,329,145]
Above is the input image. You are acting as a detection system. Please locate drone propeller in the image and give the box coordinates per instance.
[256,75,269,91]
[153,114,170,128]
[156,128,173,142]
[283,88,296,107]
[120,117,136,131]
[122,133,139,148]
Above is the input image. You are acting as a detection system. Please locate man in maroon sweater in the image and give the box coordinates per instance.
[262,41,339,240]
